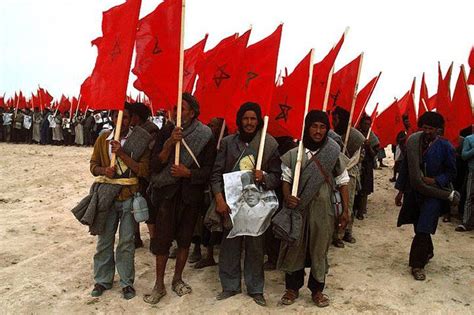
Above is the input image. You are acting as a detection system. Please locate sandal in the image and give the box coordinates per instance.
[280,289,299,305]
[455,225,467,232]
[332,239,345,248]
[143,287,167,304]
[411,268,426,281]
[172,279,192,296]
[312,291,330,307]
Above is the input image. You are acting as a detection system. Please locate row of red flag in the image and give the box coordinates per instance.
[374,57,473,148]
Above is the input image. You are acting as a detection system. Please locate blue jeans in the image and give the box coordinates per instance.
[93,198,135,288]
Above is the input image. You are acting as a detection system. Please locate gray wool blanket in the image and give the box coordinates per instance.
[272,137,341,243]
[71,126,151,235]
[406,132,451,200]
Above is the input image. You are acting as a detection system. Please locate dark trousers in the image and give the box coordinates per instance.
[409,232,434,268]
[264,225,280,264]
[219,232,264,294]
[285,269,325,293]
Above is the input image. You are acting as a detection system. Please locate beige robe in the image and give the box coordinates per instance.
[277,150,345,283]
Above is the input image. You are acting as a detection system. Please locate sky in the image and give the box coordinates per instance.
[0,0,473,113]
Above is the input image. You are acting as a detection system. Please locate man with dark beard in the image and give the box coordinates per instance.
[211,102,281,306]
[276,110,349,307]
[396,112,458,281]
[144,93,216,304]
[331,106,365,247]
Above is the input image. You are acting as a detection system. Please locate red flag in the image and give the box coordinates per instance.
[58,95,72,113]
[231,24,282,115]
[38,87,53,110]
[309,31,345,110]
[444,65,473,145]
[183,35,208,93]
[80,0,141,110]
[0,94,5,108]
[17,91,27,109]
[427,93,437,111]
[194,30,251,125]
[268,50,312,139]
[418,72,429,117]
[436,63,453,124]
[373,100,404,148]
[132,0,181,110]
[327,54,363,112]
[468,47,474,85]
[354,72,381,127]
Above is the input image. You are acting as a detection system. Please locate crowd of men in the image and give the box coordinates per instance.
[7,93,472,308]
[0,106,157,146]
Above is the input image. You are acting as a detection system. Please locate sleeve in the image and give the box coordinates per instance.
[262,147,282,191]
[333,155,349,186]
[89,135,103,175]
[210,137,228,194]
[189,137,217,185]
[461,138,474,161]
[434,142,457,188]
[281,163,293,184]
[395,157,409,191]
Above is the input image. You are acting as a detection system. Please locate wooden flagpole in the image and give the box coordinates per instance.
[256,116,269,170]
[343,52,364,151]
[291,49,315,196]
[75,95,81,118]
[174,0,186,165]
[366,103,378,140]
[354,71,382,127]
[217,119,226,150]
[322,65,334,112]
[421,98,429,112]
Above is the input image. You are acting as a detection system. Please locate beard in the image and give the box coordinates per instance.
[238,127,258,143]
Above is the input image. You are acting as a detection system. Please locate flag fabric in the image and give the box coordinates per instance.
[38,87,53,110]
[268,50,312,139]
[354,72,381,127]
[418,72,429,117]
[0,94,5,108]
[427,93,437,111]
[80,0,142,111]
[194,30,251,125]
[436,63,453,126]
[17,91,27,109]
[468,47,474,85]
[58,95,72,113]
[231,24,282,116]
[309,32,345,110]
[183,35,208,93]
[445,65,473,145]
[132,0,181,110]
[327,54,362,112]
[373,100,404,148]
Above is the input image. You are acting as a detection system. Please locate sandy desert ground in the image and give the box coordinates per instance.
[0,143,473,314]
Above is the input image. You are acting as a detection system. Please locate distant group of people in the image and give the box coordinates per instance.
[65,94,472,308]
[0,106,162,147]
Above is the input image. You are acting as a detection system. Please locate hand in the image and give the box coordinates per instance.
[104,166,115,178]
[215,198,231,215]
[422,176,436,185]
[170,164,191,178]
[395,191,403,206]
[337,210,350,231]
[364,139,370,147]
[110,140,122,154]
[165,127,183,147]
[253,169,264,184]
[285,195,300,209]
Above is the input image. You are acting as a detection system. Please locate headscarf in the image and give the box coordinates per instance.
[303,110,330,151]
[236,102,264,143]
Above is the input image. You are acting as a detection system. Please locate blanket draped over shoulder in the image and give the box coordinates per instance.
[272,137,340,243]
[71,126,151,235]
[150,119,212,189]
[406,132,451,200]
